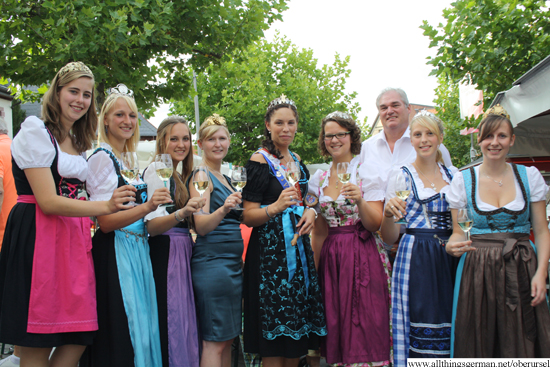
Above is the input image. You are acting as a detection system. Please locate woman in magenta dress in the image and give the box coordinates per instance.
[309,111,392,366]
[0,62,133,366]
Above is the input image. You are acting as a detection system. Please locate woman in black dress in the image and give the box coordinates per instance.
[241,95,326,367]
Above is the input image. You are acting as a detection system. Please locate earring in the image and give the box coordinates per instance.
[104,125,108,134]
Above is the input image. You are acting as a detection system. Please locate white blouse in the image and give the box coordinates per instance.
[446,164,548,211]
[308,155,385,204]
[87,143,144,201]
[385,164,459,203]
[143,162,172,222]
[12,116,88,181]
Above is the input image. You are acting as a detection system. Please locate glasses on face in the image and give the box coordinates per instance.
[324,131,351,141]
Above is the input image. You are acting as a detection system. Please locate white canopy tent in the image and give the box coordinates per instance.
[490,54,550,157]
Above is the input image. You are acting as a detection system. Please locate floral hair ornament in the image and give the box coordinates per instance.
[267,94,297,112]
[203,113,226,127]
[106,83,134,98]
[58,61,92,77]
[483,104,510,120]
[326,111,352,120]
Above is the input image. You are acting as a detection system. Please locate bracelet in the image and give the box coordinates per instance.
[174,210,185,222]
[265,205,273,219]
[307,207,318,220]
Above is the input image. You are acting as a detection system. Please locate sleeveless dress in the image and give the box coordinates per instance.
[388,164,459,366]
[191,171,243,342]
[242,150,326,359]
[448,163,550,357]
[309,156,392,366]
[80,144,162,367]
[144,164,199,367]
[0,116,96,346]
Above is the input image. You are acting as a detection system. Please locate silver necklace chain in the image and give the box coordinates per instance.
[481,165,508,187]
[414,163,438,191]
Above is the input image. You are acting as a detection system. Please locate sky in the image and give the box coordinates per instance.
[150,0,454,127]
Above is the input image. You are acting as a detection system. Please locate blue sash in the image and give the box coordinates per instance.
[257,149,309,293]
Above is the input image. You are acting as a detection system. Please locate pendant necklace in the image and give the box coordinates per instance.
[482,165,508,187]
[413,163,438,191]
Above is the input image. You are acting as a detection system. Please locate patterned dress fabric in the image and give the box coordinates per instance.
[242,151,326,359]
[389,164,458,367]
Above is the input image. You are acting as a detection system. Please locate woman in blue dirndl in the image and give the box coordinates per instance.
[381,111,459,366]
[445,106,550,357]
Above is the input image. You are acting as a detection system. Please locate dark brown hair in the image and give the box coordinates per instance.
[318,114,361,157]
[155,116,194,209]
[262,104,299,159]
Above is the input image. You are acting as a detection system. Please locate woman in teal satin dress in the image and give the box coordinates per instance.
[188,114,243,367]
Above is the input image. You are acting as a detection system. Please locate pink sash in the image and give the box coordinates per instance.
[19,195,98,333]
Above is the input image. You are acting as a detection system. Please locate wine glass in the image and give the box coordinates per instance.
[336,162,350,186]
[286,161,301,203]
[394,171,410,224]
[120,152,139,206]
[193,165,210,216]
[155,154,174,208]
[231,167,246,211]
[457,207,473,241]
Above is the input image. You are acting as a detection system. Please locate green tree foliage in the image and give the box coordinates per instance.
[434,76,481,168]
[0,0,288,111]
[11,100,27,136]
[171,35,360,165]
[421,0,550,102]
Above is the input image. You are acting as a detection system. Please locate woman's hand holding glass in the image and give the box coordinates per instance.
[272,186,299,214]
[177,197,206,218]
[146,187,172,212]
[222,192,242,215]
[445,239,475,258]
[108,185,137,212]
[384,196,407,221]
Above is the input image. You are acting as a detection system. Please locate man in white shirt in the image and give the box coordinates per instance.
[360,87,453,189]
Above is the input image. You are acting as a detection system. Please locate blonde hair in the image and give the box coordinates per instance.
[155,116,193,209]
[98,94,140,156]
[410,113,445,164]
[198,114,229,141]
[41,63,97,153]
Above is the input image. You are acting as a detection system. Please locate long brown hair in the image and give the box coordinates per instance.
[155,116,194,209]
[41,62,98,152]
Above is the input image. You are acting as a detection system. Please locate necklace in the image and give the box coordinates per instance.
[481,165,508,186]
[413,163,438,191]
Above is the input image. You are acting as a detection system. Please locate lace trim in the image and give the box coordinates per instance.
[409,324,451,353]
[470,163,528,216]
[263,323,327,340]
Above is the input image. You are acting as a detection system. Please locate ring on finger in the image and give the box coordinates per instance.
[390,205,395,209]
[290,195,293,200]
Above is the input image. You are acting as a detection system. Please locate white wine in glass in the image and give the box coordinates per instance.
[155,154,174,208]
[394,171,410,224]
[193,165,209,215]
[457,208,473,241]
[231,167,247,211]
[337,162,351,185]
[121,152,139,206]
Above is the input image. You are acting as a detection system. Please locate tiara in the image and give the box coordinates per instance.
[483,104,510,120]
[58,61,92,77]
[203,113,226,127]
[412,109,442,123]
[106,83,134,98]
[267,94,297,112]
[161,115,187,124]
[325,111,351,120]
